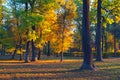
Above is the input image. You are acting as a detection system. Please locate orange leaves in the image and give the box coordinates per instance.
[45,10,57,24]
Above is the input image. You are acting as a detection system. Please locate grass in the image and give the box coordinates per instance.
[0,57,120,80]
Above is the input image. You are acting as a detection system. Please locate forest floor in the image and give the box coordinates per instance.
[0,57,120,80]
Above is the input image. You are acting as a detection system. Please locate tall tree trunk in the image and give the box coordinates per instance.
[102,33,104,52]
[104,35,108,52]
[24,1,29,63]
[113,23,117,56]
[12,44,17,59]
[114,34,117,56]
[60,3,67,62]
[19,33,22,60]
[38,48,41,60]
[47,41,50,56]
[3,45,5,55]
[19,45,22,60]
[43,44,47,55]
[96,0,103,61]
[25,41,30,62]
[80,0,95,70]
[60,52,63,62]
[12,49,16,59]
[1,44,5,55]
[31,39,36,61]
[38,28,42,60]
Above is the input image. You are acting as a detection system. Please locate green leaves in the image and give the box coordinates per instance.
[19,11,43,28]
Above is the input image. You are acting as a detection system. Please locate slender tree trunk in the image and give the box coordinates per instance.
[96,0,103,61]
[25,41,30,62]
[60,52,63,62]
[102,33,104,52]
[102,35,104,52]
[24,0,29,63]
[3,45,5,55]
[47,41,50,56]
[1,44,5,55]
[114,34,117,56]
[19,54,22,60]
[19,45,22,60]
[19,33,22,60]
[12,49,16,59]
[43,45,47,55]
[12,44,17,59]
[80,0,95,70]
[38,48,41,60]
[113,23,117,56]
[104,35,107,52]
[60,3,67,62]
[31,39,36,61]
[38,28,42,60]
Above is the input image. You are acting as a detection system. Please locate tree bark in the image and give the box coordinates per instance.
[60,52,63,62]
[104,35,108,52]
[31,39,36,61]
[1,44,5,56]
[47,41,51,56]
[19,33,22,60]
[102,29,104,52]
[96,0,103,61]
[80,0,95,70]
[43,44,47,55]
[114,34,117,56]
[24,1,29,63]
[12,44,17,59]
[25,41,30,62]
[37,48,41,60]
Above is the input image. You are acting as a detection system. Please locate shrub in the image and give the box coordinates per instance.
[63,52,71,56]
[102,52,109,58]
[72,52,83,57]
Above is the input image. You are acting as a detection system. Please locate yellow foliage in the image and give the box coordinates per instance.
[103,23,107,28]
[115,16,120,23]
[49,0,76,53]
[106,18,114,24]
[91,0,98,7]
[108,34,114,42]
[28,30,38,41]
[6,48,15,53]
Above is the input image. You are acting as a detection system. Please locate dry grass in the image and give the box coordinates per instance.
[0,58,120,80]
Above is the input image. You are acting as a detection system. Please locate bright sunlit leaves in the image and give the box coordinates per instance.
[28,30,38,41]
[106,18,114,25]
[115,16,120,23]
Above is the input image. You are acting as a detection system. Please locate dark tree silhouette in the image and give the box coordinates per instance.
[80,0,95,70]
[47,41,51,56]
[96,0,103,61]
[25,41,30,62]
[24,2,29,63]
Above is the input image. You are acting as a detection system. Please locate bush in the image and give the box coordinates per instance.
[63,52,71,56]
[102,52,109,58]
[53,52,84,57]
[72,52,83,57]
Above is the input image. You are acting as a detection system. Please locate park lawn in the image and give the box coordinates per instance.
[0,58,120,80]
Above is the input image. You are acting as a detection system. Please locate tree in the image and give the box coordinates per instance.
[95,0,103,61]
[73,0,82,51]
[0,0,3,26]
[51,0,76,61]
[80,0,95,70]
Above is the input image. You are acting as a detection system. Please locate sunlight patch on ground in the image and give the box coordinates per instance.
[0,58,120,80]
